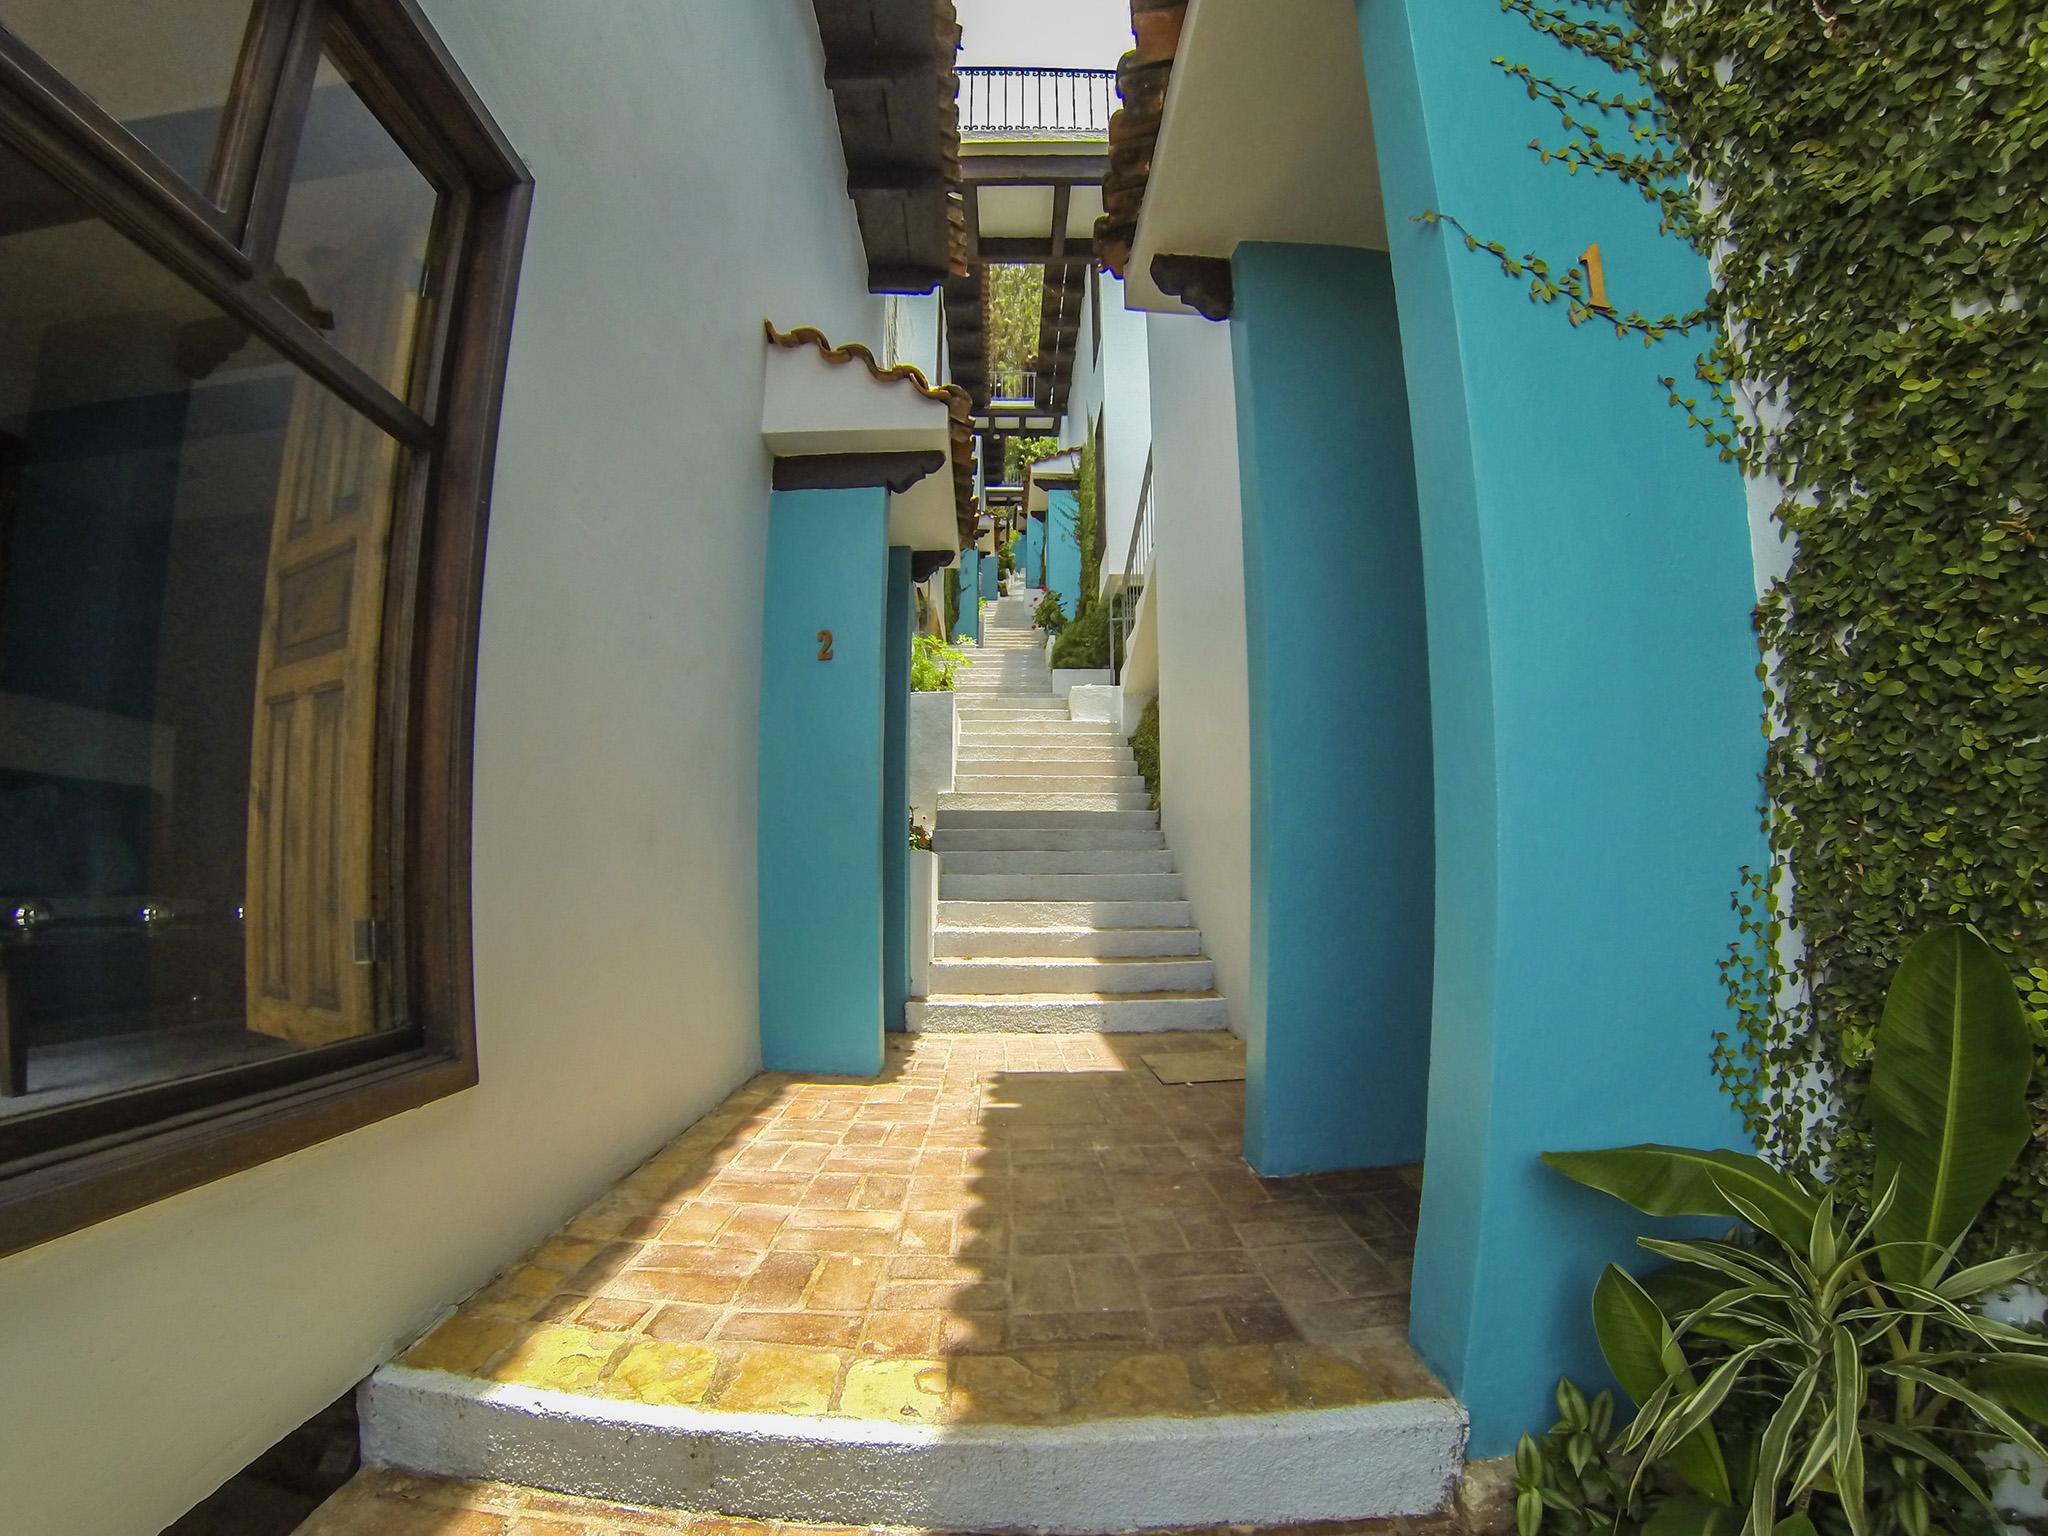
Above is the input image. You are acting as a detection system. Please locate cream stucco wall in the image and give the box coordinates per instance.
[1144,311,1252,1033]
[0,4,884,1530]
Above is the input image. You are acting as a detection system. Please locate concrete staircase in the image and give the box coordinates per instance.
[908,592,1229,1034]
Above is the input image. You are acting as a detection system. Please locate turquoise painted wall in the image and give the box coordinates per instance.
[953,551,982,643]
[1230,244,1435,1182]
[1354,0,1764,1454]
[1046,488,1082,623]
[980,549,998,602]
[883,545,912,1032]
[758,487,888,1077]
[1024,512,1045,589]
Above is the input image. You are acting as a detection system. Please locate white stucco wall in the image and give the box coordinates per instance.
[886,291,946,383]
[1145,311,1251,1033]
[1060,273,1154,598]
[0,4,884,1531]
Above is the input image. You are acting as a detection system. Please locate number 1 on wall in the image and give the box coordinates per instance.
[1581,243,1614,314]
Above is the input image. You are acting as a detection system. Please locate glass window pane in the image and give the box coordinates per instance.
[0,140,403,1119]
[0,0,255,191]
[272,51,442,396]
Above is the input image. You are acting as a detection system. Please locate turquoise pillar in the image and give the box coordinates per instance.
[759,487,888,1077]
[1230,244,1433,1182]
[883,545,912,1031]
[953,551,981,643]
[1045,488,1082,621]
[1355,0,1763,1453]
[1024,512,1046,590]
[980,548,998,602]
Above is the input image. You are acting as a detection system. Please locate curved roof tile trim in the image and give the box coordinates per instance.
[764,320,980,550]
[763,321,973,420]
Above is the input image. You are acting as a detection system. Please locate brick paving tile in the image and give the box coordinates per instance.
[399,1033,1445,1429]
[295,1468,1483,1535]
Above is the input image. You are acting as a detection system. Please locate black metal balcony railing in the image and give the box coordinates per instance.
[959,67,1115,139]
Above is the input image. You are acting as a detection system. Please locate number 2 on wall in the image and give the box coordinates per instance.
[1580,242,1614,314]
[817,629,834,661]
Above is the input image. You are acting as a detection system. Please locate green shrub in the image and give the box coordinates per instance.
[1032,591,1067,635]
[1129,698,1160,812]
[910,632,970,692]
[944,568,959,636]
[1076,432,1101,616]
[1520,928,2047,1536]
[1050,600,1108,669]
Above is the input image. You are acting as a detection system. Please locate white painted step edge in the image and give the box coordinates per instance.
[934,925,1204,958]
[906,993,1231,1032]
[938,899,1192,928]
[931,958,1217,993]
[363,1367,1466,1533]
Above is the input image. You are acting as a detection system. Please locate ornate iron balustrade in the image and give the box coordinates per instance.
[959,67,1115,138]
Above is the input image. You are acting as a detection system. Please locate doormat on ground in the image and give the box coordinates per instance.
[1144,1048,1247,1085]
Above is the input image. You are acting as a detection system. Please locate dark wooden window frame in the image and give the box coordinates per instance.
[0,0,531,1256]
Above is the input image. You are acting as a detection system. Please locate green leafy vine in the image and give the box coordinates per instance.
[1448,0,2048,1252]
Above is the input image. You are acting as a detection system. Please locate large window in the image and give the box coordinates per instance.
[0,0,529,1253]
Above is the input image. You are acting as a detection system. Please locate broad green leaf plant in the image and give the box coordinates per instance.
[910,632,971,693]
[1520,929,2048,1536]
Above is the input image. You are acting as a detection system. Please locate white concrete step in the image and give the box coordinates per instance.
[905,993,1232,1033]
[940,848,1175,875]
[955,764,1140,783]
[939,871,1186,901]
[931,956,1217,994]
[957,745,1134,762]
[934,809,1158,830]
[933,827,1164,851]
[939,792,1154,811]
[955,775,1146,795]
[940,898,1193,928]
[935,924,1204,958]
[363,1364,1466,1531]
[960,721,1116,736]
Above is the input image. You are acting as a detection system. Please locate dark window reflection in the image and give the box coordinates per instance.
[0,141,400,1117]
[0,0,256,191]
[272,50,443,396]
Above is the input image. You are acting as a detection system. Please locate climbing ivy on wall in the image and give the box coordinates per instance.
[1076,433,1101,616]
[1461,0,2048,1250]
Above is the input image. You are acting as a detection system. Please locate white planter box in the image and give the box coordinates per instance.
[1069,683,1148,736]
[1052,667,1113,699]
[909,849,939,1003]
[907,690,957,827]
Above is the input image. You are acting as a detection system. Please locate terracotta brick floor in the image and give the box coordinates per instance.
[297,1467,1475,1534]
[397,1033,1446,1426]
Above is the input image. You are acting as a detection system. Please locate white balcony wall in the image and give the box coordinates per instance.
[0,2,884,1530]
[886,291,947,384]
[1145,310,1252,1032]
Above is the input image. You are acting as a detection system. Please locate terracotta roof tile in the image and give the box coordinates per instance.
[1093,0,1186,278]
[763,322,979,548]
